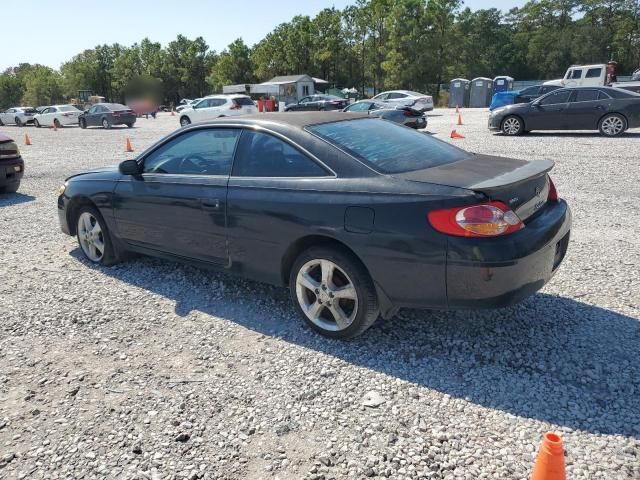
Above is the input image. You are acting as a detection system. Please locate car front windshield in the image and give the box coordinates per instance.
[308,119,468,174]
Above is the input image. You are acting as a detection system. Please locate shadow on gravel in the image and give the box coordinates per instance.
[495,131,640,138]
[75,251,640,438]
[0,193,35,207]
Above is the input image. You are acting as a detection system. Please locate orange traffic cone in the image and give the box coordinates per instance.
[24,134,32,146]
[457,113,463,125]
[450,129,465,139]
[531,433,566,480]
[125,137,133,152]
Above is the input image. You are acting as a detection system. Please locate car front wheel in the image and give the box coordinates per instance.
[15,117,23,127]
[79,119,87,129]
[180,116,191,127]
[289,246,379,339]
[34,119,41,128]
[75,206,119,265]
[102,118,111,129]
[599,113,626,137]
[501,115,523,136]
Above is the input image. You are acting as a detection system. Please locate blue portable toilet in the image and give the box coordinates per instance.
[492,76,514,94]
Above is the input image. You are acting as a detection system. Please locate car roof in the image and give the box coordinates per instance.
[204,111,369,129]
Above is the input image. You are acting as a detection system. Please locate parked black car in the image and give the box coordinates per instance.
[78,103,137,129]
[513,84,562,104]
[0,133,24,193]
[58,113,571,339]
[343,100,427,129]
[489,86,640,136]
[284,95,347,111]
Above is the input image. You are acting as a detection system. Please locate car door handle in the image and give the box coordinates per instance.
[201,198,222,211]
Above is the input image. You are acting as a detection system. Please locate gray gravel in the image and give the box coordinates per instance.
[1,110,639,479]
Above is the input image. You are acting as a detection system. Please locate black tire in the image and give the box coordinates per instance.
[501,115,524,136]
[289,245,379,339]
[15,117,23,127]
[74,204,121,266]
[126,123,133,128]
[53,118,62,129]
[79,119,87,129]
[180,116,191,127]
[0,182,20,194]
[0,118,4,126]
[34,119,41,128]
[598,113,627,137]
[102,118,111,129]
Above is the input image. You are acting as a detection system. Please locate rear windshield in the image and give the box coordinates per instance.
[59,105,79,112]
[234,97,255,106]
[22,108,36,113]
[308,119,467,174]
[105,103,127,110]
[608,88,640,98]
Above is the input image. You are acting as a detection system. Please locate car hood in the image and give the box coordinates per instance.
[66,164,121,181]
[492,102,532,116]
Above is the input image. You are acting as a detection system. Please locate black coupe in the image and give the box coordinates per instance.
[58,113,571,338]
[489,86,640,136]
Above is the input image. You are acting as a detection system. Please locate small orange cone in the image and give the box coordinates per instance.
[125,137,133,153]
[457,113,463,125]
[450,129,465,139]
[24,134,32,146]
[531,432,566,480]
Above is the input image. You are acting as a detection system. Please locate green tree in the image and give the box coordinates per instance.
[207,39,253,92]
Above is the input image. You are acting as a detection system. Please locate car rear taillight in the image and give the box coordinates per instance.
[403,110,416,117]
[112,111,120,117]
[547,176,558,202]
[428,201,524,237]
[230,101,241,110]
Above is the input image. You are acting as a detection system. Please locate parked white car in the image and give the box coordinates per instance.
[0,107,37,127]
[371,90,434,112]
[34,105,82,128]
[179,95,258,126]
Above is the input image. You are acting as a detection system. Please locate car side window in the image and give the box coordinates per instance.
[572,89,599,102]
[232,130,329,178]
[299,97,311,104]
[598,90,612,99]
[50,107,58,112]
[387,92,407,99]
[539,90,572,105]
[586,68,602,78]
[88,106,97,114]
[374,93,388,101]
[569,69,582,79]
[143,128,241,176]
[347,102,370,112]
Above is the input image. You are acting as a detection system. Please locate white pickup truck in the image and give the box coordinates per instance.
[543,64,640,93]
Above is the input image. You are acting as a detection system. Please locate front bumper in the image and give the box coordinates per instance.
[445,200,571,308]
[487,113,502,130]
[58,194,71,235]
[0,157,24,187]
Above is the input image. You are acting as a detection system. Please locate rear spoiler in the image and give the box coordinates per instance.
[470,159,554,190]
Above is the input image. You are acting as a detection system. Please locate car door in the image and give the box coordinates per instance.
[226,129,335,282]
[293,96,311,111]
[1,109,13,123]
[45,107,57,126]
[385,92,408,107]
[526,89,573,130]
[85,105,100,126]
[113,127,242,264]
[566,89,608,129]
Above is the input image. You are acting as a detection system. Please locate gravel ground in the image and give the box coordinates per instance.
[1,110,639,479]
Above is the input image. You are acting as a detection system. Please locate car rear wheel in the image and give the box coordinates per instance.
[34,119,41,128]
[289,246,379,339]
[126,123,133,128]
[79,119,86,129]
[501,115,523,136]
[15,117,23,127]
[0,182,20,194]
[75,206,119,265]
[599,113,626,137]
[180,116,191,127]
[53,119,62,129]
[102,118,111,129]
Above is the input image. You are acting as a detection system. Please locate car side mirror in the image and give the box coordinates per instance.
[119,159,141,175]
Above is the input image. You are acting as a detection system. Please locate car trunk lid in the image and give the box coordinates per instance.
[396,154,554,221]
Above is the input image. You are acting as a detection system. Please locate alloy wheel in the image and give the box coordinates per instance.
[601,116,624,136]
[295,259,358,332]
[502,117,521,135]
[77,212,105,262]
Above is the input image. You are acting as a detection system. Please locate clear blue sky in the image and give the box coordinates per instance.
[0,0,526,71]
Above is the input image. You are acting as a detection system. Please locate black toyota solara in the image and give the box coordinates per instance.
[58,113,571,339]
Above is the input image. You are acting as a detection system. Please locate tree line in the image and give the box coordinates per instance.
[1,0,638,109]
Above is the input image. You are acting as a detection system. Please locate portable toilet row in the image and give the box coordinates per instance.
[449,76,514,108]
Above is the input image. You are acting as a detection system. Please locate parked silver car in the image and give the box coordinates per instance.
[342,100,427,129]
[371,90,434,112]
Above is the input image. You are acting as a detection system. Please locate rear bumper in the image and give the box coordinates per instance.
[0,157,24,187]
[112,114,137,125]
[445,200,571,308]
[405,116,428,129]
